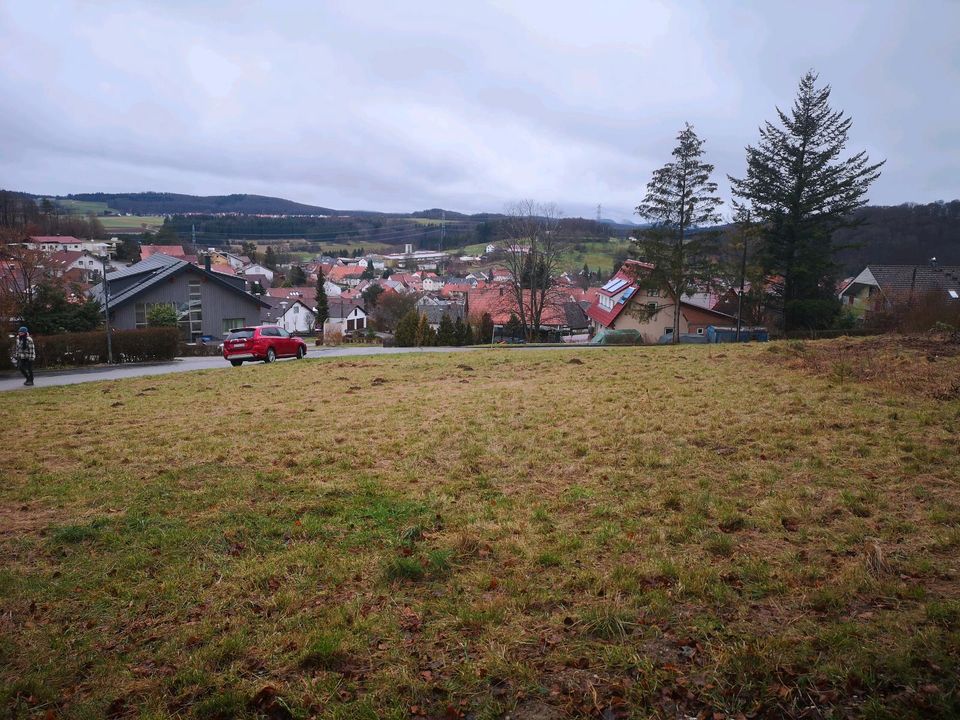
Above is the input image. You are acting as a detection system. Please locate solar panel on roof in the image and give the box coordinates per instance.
[622,286,636,300]
[600,279,620,292]
[606,279,628,293]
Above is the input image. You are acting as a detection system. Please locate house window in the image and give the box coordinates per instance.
[696,327,704,335]
[647,288,660,297]
[292,305,299,314]
[222,318,244,335]
[178,280,203,340]
[135,302,177,329]
[647,303,658,313]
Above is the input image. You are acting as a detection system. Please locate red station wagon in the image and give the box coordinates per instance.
[222,326,308,366]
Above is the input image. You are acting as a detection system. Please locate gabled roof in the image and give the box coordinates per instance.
[847,264,960,297]
[91,254,267,309]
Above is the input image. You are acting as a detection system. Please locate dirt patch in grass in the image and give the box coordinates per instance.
[1,340,958,718]
[768,333,960,399]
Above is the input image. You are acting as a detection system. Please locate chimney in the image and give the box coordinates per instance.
[204,254,212,272]
[404,243,413,255]
[930,257,939,270]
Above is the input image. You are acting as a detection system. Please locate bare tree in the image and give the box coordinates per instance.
[501,200,566,342]
[0,228,48,329]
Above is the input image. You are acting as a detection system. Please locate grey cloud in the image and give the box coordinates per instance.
[1,0,957,221]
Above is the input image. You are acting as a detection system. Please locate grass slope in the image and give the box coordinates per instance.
[1,340,958,719]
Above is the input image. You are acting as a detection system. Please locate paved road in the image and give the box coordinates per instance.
[0,344,593,392]
[0,346,479,392]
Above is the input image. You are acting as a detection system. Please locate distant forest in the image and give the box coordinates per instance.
[833,201,960,273]
[64,192,340,216]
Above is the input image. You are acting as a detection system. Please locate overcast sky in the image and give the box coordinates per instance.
[1,1,957,221]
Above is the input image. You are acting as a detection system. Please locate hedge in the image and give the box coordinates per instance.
[3,328,180,370]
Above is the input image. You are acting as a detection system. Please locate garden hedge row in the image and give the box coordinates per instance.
[3,328,180,370]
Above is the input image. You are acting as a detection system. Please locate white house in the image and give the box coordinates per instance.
[324,298,368,335]
[420,273,445,292]
[242,263,275,283]
[46,250,106,279]
[276,300,316,334]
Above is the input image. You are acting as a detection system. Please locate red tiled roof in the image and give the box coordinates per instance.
[140,245,186,259]
[46,250,86,267]
[467,287,574,326]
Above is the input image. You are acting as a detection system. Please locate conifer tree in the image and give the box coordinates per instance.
[437,313,456,345]
[264,246,277,270]
[635,123,723,343]
[729,71,883,331]
[395,310,419,347]
[314,266,329,334]
[453,316,468,345]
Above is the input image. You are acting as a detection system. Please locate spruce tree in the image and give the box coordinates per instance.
[453,316,468,345]
[314,266,329,333]
[395,310,419,347]
[729,71,884,331]
[437,314,456,346]
[635,123,723,343]
[264,246,277,270]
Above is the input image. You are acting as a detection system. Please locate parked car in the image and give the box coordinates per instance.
[222,326,308,366]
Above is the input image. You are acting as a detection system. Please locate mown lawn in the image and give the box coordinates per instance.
[1,340,958,719]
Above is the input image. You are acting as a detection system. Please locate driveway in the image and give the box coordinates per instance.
[0,345,480,392]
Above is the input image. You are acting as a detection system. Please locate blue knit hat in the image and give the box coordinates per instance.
[18,326,28,334]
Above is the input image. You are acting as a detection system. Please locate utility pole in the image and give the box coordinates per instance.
[596,204,602,223]
[191,223,196,246]
[440,210,445,252]
[101,254,113,363]
[735,216,750,343]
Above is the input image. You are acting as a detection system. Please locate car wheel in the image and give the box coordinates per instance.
[296,346,305,359]
[230,360,243,367]
[265,347,276,363]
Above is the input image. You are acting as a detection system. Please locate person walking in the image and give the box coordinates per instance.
[11,326,35,386]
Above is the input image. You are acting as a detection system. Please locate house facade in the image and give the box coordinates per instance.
[261,297,316,334]
[586,260,735,344]
[839,264,960,320]
[91,254,266,340]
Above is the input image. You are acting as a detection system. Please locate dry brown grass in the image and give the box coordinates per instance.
[0,339,958,719]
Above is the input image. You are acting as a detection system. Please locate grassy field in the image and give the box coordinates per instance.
[1,338,959,718]
[100,216,166,232]
[461,240,631,276]
[54,199,111,215]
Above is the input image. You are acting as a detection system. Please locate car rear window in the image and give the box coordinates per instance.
[226,329,255,340]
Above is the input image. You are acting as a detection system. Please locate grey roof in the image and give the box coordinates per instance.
[562,301,590,330]
[867,264,960,295]
[420,303,465,325]
[90,254,267,309]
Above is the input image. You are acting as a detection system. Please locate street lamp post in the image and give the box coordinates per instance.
[101,254,113,364]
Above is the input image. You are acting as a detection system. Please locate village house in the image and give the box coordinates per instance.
[467,285,591,342]
[45,250,106,281]
[324,297,368,336]
[28,236,111,255]
[89,254,267,341]
[260,297,316,334]
[586,260,735,344]
[240,263,275,284]
[838,262,960,320]
[416,296,466,329]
